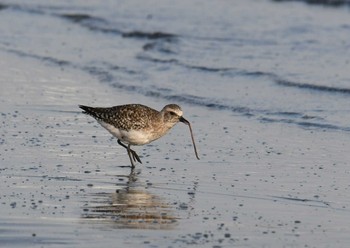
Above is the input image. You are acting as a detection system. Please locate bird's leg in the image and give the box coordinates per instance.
[128,144,142,164]
[117,140,142,167]
[126,144,135,168]
[132,149,142,164]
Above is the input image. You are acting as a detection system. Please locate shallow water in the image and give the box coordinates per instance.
[1,0,350,247]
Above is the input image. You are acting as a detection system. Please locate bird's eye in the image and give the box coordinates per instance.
[169,111,177,116]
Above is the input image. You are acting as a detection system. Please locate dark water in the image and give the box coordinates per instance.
[1,0,350,247]
[274,0,350,7]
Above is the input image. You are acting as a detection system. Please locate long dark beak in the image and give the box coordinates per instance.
[179,116,190,125]
[179,116,200,160]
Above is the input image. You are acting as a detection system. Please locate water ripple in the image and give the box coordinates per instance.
[276,79,350,95]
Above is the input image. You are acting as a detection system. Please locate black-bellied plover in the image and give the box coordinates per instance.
[79,104,199,168]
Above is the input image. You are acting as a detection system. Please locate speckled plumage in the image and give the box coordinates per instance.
[79,104,183,144]
[80,104,160,131]
[79,103,199,168]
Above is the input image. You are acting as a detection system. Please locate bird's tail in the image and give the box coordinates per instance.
[79,105,94,115]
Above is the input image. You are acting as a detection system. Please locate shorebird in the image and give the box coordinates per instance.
[79,104,199,168]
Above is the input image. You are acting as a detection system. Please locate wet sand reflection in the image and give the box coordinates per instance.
[81,169,178,230]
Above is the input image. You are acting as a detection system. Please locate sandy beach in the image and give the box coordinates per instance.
[1,0,350,247]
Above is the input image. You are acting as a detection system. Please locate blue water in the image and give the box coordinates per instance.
[1,0,350,133]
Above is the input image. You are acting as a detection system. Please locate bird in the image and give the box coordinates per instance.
[79,103,199,168]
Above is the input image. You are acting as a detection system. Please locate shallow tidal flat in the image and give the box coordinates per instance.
[1,0,350,247]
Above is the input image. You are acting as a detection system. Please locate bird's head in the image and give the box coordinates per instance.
[161,104,188,126]
[161,104,200,160]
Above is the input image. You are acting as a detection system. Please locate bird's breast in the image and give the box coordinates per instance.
[98,120,162,145]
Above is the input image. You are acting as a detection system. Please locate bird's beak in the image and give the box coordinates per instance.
[179,116,200,160]
[179,116,190,125]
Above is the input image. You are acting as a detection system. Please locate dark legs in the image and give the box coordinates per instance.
[117,139,142,168]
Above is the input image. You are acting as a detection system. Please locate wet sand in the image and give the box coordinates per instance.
[1,1,350,247]
[2,47,350,248]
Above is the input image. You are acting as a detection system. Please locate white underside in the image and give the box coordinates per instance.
[98,120,152,145]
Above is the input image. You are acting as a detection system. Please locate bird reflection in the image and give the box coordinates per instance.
[81,169,178,230]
